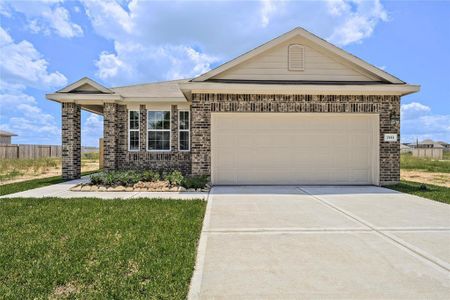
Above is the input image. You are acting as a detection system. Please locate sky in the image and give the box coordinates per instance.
[0,0,449,147]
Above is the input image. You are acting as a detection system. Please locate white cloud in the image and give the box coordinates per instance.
[401,102,450,142]
[95,41,218,84]
[82,113,103,146]
[327,0,388,46]
[260,0,281,28]
[81,0,133,40]
[0,27,67,89]
[0,25,67,144]
[1,0,83,38]
[79,0,389,86]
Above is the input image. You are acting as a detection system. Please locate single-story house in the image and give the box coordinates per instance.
[0,130,17,144]
[400,143,412,154]
[47,27,420,186]
[436,141,450,151]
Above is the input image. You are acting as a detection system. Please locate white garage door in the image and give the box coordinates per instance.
[211,113,379,185]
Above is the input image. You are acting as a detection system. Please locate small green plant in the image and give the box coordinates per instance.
[142,170,160,182]
[182,175,209,189]
[164,170,184,186]
[89,173,104,185]
[419,184,428,191]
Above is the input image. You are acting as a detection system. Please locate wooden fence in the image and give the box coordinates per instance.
[0,144,62,159]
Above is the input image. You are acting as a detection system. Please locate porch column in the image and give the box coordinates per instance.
[62,102,81,179]
[103,103,118,171]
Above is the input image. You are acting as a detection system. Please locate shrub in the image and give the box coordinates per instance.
[164,170,184,186]
[90,171,142,187]
[90,172,105,185]
[141,170,160,182]
[182,175,209,189]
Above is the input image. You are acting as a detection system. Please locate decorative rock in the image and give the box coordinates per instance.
[187,188,196,192]
[81,185,91,191]
[106,187,115,191]
[114,185,126,192]
[90,185,99,191]
[169,186,178,192]
[125,186,134,192]
[98,186,107,192]
[70,185,82,191]
[179,187,186,192]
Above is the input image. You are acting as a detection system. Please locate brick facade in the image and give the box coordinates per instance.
[92,93,400,185]
[191,93,401,185]
[102,103,191,174]
[61,102,81,179]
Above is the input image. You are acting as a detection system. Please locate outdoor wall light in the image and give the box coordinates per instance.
[390,114,400,126]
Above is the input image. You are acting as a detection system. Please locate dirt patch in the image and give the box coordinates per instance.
[401,170,450,188]
[0,160,99,186]
[50,281,81,299]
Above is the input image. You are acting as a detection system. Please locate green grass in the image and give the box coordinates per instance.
[0,198,206,299]
[0,171,98,196]
[400,152,450,173]
[82,152,100,160]
[388,180,450,204]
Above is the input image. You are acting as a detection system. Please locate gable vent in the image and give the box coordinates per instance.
[288,44,304,71]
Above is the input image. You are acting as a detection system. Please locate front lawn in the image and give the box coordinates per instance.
[400,152,450,173]
[388,180,450,205]
[0,198,206,299]
[0,171,98,196]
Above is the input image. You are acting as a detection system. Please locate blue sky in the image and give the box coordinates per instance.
[1,0,449,146]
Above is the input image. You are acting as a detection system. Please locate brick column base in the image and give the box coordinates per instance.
[62,103,81,179]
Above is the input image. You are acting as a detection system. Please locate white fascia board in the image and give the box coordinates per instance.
[46,93,122,102]
[46,93,189,105]
[180,82,420,96]
[57,77,113,94]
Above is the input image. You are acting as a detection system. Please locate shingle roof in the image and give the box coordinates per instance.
[111,79,190,99]
[0,130,17,137]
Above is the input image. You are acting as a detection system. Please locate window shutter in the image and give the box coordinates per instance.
[288,44,304,71]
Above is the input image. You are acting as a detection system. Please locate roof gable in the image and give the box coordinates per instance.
[57,77,113,94]
[193,27,403,84]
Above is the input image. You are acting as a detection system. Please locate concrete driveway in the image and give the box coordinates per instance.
[188,186,450,299]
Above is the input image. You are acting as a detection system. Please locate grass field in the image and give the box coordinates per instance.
[389,180,450,204]
[0,198,206,299]
[0,154,99,184]
[400,152,450,173]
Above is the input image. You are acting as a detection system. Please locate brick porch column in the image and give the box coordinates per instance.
[62,102,81,179]
[103,103,118,171]
[191,93,211,176]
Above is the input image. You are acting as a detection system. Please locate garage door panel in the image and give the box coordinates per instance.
[211,113,379,185]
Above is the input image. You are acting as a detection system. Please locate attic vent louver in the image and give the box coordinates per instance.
[288,44,304,71]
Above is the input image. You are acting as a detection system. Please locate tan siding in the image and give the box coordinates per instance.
[213,37,381,81]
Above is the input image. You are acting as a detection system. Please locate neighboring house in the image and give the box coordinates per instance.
[411,139,445,159]
[0,130,17,144]
[47,27,420,185]
[436,141,450,151]
[400,144,412,154]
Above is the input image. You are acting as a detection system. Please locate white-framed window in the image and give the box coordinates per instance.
[128,110,140,151]
[179,110,190,151]
[147,111,171,151]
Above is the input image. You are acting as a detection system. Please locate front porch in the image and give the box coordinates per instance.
[47,77,192,180]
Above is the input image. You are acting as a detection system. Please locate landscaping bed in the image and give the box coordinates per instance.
[70,170,210,192]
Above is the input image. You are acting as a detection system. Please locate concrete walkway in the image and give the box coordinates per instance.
[188,186,450,299]
[0,177,208,200]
